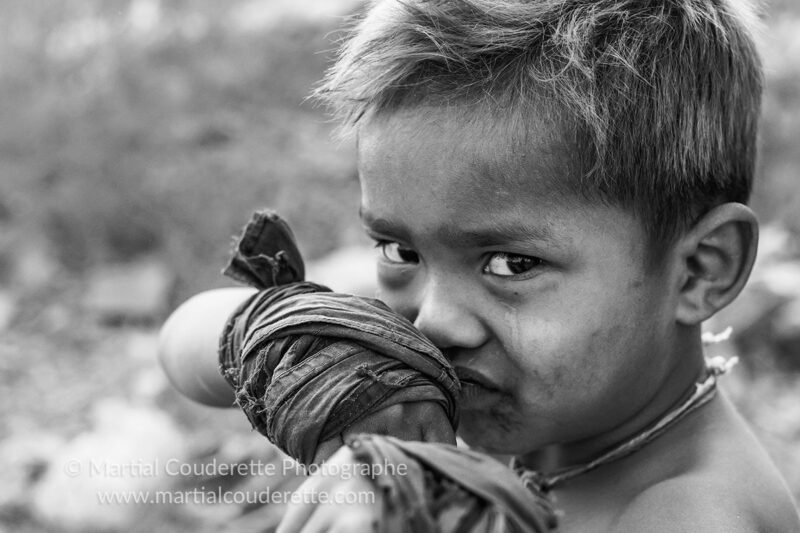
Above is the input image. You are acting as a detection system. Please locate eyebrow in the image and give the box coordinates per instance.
[359,206,557,248]
[359,207,411,241]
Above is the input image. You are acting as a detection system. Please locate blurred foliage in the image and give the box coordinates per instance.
[0,0,361,305]
[755,0,800,233]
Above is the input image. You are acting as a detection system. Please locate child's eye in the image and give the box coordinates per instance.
[375,241,419,264]
[483,252,542,277]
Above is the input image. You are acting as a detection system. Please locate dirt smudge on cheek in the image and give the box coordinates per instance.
[578,323,625,384]
[595,324,624,350]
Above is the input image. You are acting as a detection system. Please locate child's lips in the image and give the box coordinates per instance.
[454,367,503,407]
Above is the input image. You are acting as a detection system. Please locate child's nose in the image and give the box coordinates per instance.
[411,276,488,352]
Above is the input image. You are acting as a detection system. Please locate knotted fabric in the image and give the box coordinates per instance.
[218,210,460,466]
[348,434,557,533]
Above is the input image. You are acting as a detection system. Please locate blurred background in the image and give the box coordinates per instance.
[0,0,798,531]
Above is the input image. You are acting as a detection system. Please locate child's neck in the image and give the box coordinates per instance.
[523,335,706,472]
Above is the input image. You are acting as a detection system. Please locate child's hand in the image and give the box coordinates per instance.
[277,445,381,533]
[280,402,454,532]
[312,401,455,464]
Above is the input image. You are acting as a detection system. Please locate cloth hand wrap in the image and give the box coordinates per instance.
[218,210,460,465]
[348,434,557,533]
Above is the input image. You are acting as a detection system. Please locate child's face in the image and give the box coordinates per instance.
[357,107,680,456]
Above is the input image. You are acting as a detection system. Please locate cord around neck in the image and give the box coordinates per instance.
[511,355,738,494]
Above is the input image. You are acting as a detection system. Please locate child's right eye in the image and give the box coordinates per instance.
[375,241,419,264]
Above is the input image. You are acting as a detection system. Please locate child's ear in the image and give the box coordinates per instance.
[674,203,758,326]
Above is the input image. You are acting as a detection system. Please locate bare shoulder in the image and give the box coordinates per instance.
[612,393,800,533]
[611,473,799,533]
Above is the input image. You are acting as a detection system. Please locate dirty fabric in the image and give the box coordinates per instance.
[348,434,557,533]
[218,210,460,465]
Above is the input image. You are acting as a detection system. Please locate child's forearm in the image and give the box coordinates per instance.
[158,287,255,407]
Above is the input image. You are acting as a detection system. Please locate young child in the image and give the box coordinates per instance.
[160,0,800,531]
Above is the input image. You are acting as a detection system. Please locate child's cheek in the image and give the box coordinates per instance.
[515,310,633,408]
[502,314,573,398]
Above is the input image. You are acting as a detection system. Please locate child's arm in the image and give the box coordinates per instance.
[158,287,255,407]
[158,287,455,453]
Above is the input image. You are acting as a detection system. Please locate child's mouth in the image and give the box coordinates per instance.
[454,367,503,408]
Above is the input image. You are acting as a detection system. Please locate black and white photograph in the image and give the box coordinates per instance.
[1,0,799,531]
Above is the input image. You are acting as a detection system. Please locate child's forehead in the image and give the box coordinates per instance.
[356,105,581,201]
[355,107,618,256]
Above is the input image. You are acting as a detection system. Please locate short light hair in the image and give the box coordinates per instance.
[316,0,763,256]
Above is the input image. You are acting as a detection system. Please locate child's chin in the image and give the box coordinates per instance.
[456,412,523,455]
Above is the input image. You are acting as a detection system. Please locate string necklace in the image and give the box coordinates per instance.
[512,352,738,494]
